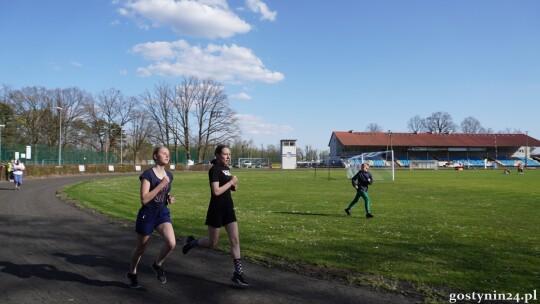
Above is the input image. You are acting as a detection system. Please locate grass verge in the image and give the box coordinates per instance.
[63,168,540,302]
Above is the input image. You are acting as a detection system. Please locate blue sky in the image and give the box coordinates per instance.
[2,0,539,152]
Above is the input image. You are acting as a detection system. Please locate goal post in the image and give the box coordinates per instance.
[409,160,439,170]
[343,150,395,181]
[237,157,270,168]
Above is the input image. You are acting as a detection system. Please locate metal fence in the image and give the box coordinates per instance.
[1,144,114,165]
[0,144,199,165]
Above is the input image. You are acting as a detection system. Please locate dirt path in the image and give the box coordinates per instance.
[0,175,418,303]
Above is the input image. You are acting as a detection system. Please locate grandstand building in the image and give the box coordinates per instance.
[329,131,540,168]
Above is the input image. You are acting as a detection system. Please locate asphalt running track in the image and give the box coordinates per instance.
[0,175,417,304]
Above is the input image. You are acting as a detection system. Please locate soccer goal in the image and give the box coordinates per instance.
[237,158,270,168]
[343,150,395,181]
[409,160,439,170]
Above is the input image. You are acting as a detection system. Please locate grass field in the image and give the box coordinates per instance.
[63,168,539,300]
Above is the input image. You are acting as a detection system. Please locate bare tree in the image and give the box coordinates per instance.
[83,99,108,152]
[296,147,304,161]
[142,82,174,146]
[460,116,488,134]
[193,77,240,161]
[52,87,92,149]
[498,128,522,134]
[9,86,52,146]
[131,109,155,163]
[424,111,457,133]
[0,84,12,103]
[365,123,383,132]
[86,88,136,162]
[171,76,199,163]
[229,138,244,161]
[239,139,255,159]
[264,144,280,163]
[407,115,426,133]
[305,145,311,161]
[0,85,16,146]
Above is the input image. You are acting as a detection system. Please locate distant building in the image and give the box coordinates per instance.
[328,131,540,167]
[280,139,297,169]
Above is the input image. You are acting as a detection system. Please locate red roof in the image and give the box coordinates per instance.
[331,131,540,147]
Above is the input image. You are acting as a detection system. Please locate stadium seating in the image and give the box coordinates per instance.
[497,160,516,167]
[516,157,540,167]
[398,159,410,167]
[393,156,540,168]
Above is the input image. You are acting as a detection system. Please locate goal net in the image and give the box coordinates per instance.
[237,158,270,168]
[409,160,439,170]
[343,150,395,181]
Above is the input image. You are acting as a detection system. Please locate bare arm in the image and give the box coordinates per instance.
[211,176,238,196]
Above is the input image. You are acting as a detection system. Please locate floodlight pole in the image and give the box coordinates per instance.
[391,149,395,181]
[0,124,5,162]
[525,131,529,168]
[494,135,498,160]
[120,127,123,164]
[57,107,63,166]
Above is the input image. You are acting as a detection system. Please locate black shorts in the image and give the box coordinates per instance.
[205,203,237,228]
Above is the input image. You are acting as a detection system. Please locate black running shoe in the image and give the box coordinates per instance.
[344,208,351,216]
[366,213,374,219]
[152,261,166,284]
[182,235,195,254]
[126,272,140,289]
[231,272,250,286]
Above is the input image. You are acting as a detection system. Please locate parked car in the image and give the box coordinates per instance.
[242,161,252,168]
[232,162,239,168]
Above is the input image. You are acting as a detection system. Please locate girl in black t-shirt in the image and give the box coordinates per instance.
[182,144,249,286]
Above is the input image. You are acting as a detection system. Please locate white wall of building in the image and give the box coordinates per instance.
[280,139,297,169]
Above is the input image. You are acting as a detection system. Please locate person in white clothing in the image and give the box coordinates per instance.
[12,159,25,190]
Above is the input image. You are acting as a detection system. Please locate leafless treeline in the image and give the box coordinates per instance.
[366,111,522,135]
[0,76,243,163]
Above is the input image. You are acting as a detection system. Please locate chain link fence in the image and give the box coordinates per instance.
[0,144,114,165]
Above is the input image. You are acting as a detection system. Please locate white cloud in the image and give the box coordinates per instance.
[231,92,251,100]
[236,113,293,136]
[70,60,83,67]
[131,39,284,83]
[131,40,186,61]
[119,69,128,75]
[245,0,276,21]
[117,0,251,39]
[46,61,61,71]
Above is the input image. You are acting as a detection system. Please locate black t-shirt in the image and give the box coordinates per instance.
[208,162,234,206]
